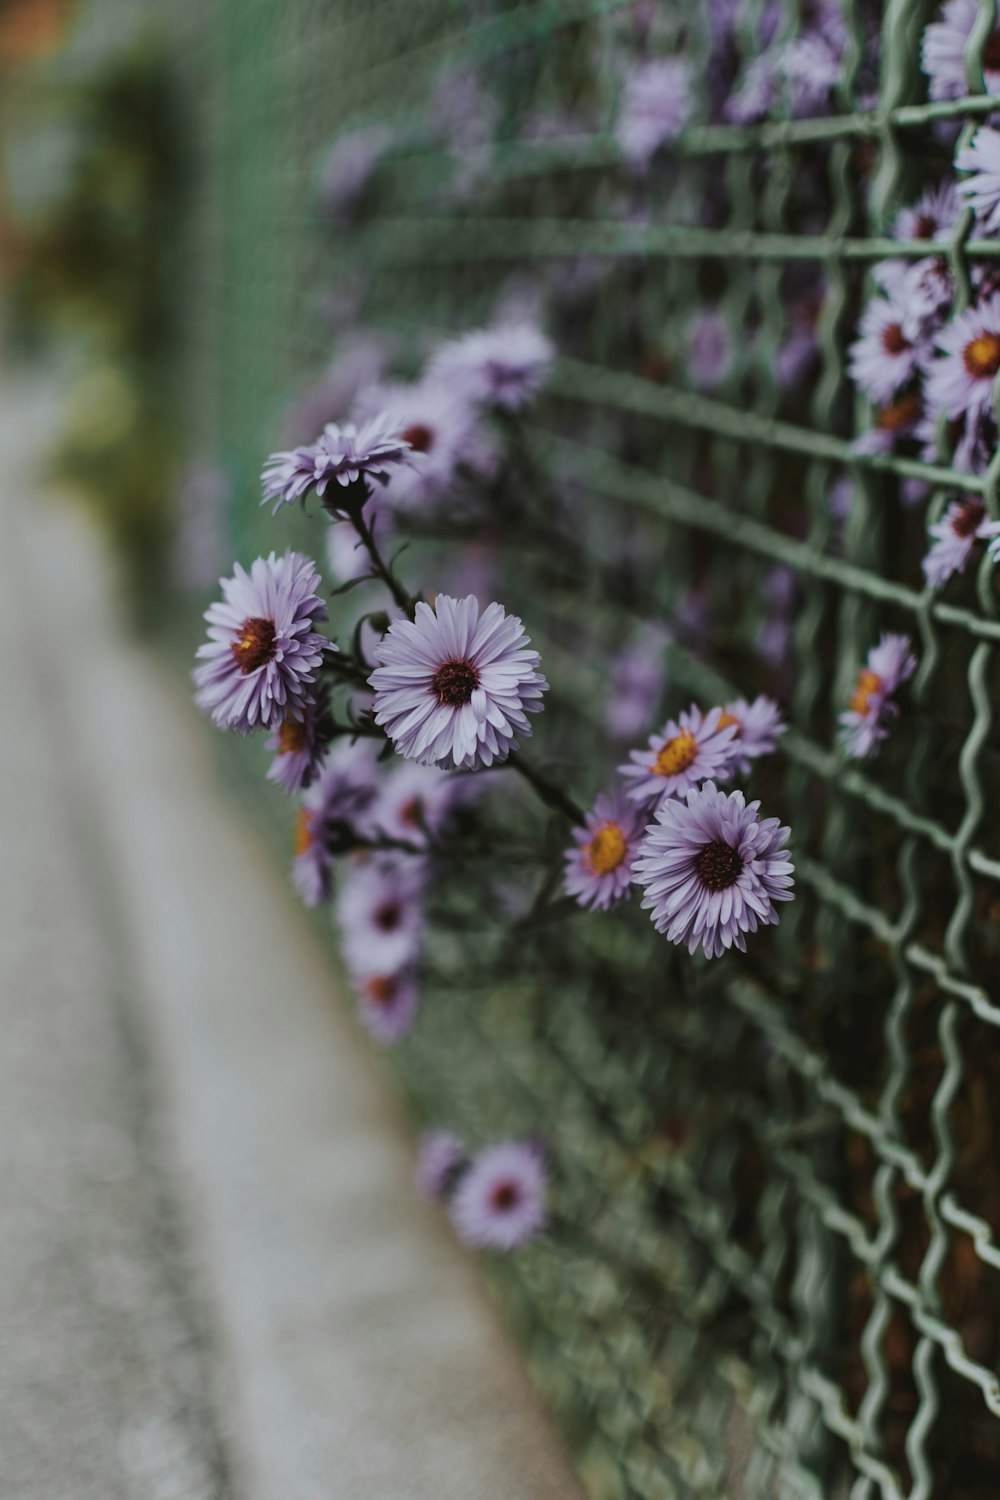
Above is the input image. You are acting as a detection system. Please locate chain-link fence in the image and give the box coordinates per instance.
[163,2,1000,1495]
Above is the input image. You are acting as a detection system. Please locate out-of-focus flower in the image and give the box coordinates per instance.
[265,687,332,793]
[370,595,548,770]
[353,379,494,509]
[724,53,777,124]
[839,633,917,758]
[620,705,738,807]
[354,969,420,1045]
[778,32,842,117]
[847,297,921,405]
[719,696,786,776]
[923,498,1000,587]
[563,791,645,912]
[921,0,1000,103]
[605,623,670,742]
[957,127,1000,232]
[633,782,794,959]
[894,180,960,242]
[926,293,1000,420]
[852,391,924,455]
[262,415,415,514]
[371,761,459,847]
[687,307,733,391]
[615,57,693,168]
[414,1129,467,1200]
[317,124,393,219]
[291,740,380,907]
[194,551,329,733]
[428,323,554,411]
[450,1140,548,1250]
[337,857,425,978]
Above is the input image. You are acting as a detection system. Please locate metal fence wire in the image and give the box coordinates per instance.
[166,1,1000,1495]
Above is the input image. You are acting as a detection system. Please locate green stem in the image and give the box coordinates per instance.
[351,503,416,617]
[508,754,584,823]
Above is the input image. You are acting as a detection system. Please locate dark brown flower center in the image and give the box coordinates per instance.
[374,900,401,932]
[877,391,922,432]
[913,214,937,241]
[294,808,313,856]
[963,332,1000,380]
[952,499,986,539]
[881,322,909,356]
[695,840,744,892]
[364,974,399,1008]
[232,616,277,674]
[278,716,308,753]
[432,658,480,707]
[399,795,424,826]
[490,1180,520,1212]
[402,422,435,454]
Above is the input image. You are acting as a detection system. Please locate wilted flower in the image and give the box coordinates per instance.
[563,791,645,912]
[261,415,415,514]
[194,551,329,733]
[354,969,419,1045]
[925,294,1000,421]
[428,323,554,410]
[337,858,425,978]
[957,127,1000,232]
[923,499,1000,587]
[719,696,786,776]
[921,0,1000,102]
[369,595,548,770]
[615,57,693,168]
[620,705,738,807]
[633,782,795,959]
[414,1129,467,1200]
[265,687,332,793]
[847,297,921,405]
[839,633,917,758]
[450,1140,548,1250]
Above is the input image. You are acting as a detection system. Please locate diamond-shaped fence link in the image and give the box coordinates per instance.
[164,1,1000,1495]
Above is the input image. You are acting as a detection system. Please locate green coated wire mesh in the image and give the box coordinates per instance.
[165,1,1000,1495]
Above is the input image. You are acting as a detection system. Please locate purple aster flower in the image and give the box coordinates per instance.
[354,969,419,1045]
[262,414,415,515]
[291,740,381,907]
[724,53,778,124]
[353,378,495,510]
[337,857,425,978]
[615,57,693,169]
[778,33,842,117]
[317,124,393,219]
[847,297,921,405]
[265,687,332,793]
[605,623,670,742]
[852,391,924,456]
[369,595,548,770]
[620,704,738,807]
[371,761,459,847]
[563,790,645,912]
[926,293,1000,420]
[414,1129,467,1201]
[718,696,787,776]
[194,551,330,733]
[894,181,960,242]
[923,498,999,587]
[687,307,733,391]
[449,1140,547,1250]
[957,127,1000,232]
[839,633,917,759]
[922,0,1000,102]
[428,323,554,411]
[633,782,795,959]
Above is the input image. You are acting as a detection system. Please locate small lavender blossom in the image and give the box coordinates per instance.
[354,969,419,1045]
[372,761,458,847]
[633,782,795,960]
[428,323,554,411]
[337,858,425,978]
[619,705,738,807]
[261,415,415,515]
[778,32,842,117]
[414,1130,467,1201]
[450,1141,548,1250]
[923,499,1000,587]
[839,633,917,759]
[563,791,645,913]
[847,297,921,405]
[719,696,787,776]
[687,308,733,391]
[894,181,960,243]
[922,0,1000,102]
[265,688,332,793]
[194,551,329,733]
[291,741,380,907]
[926,293,1000,420]
[615,57,693,169]
[369,595,548,770]
[317,124,392,219]
[852,391,924,456]
[353,378,494,509]
[957,127,1000,233]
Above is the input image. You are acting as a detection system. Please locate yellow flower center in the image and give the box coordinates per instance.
[850,668,881,716]
[651,730,698,778]
[963,332,1000,380]
[278,716,308,753]
[585,821,627,876]
[717,710,741,733]
[294,807,314,856]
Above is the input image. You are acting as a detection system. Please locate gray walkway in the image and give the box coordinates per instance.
[0,380,585,1500]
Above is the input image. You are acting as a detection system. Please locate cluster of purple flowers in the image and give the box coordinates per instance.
[415,1131,548,1251]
